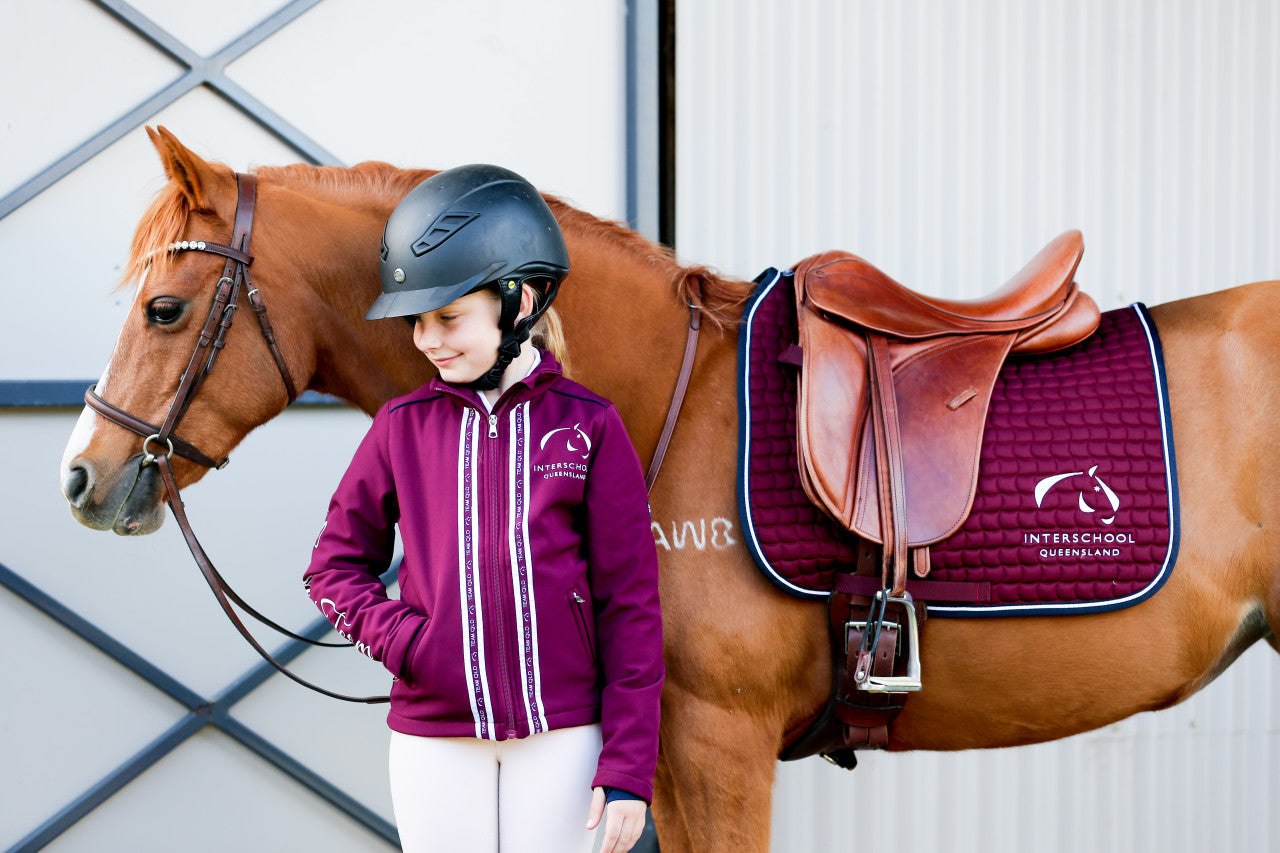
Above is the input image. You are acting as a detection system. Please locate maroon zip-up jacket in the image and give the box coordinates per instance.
[303,352,664,801]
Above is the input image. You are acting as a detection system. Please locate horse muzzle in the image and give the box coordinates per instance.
[61,453,167,535]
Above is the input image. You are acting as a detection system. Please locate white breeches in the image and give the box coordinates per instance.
[388,723,602,853]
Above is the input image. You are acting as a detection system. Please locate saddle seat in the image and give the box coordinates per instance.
[793,230,1100,593]
[807,229,1096,351]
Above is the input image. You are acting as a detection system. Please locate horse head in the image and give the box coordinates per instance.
[59,127,402,535]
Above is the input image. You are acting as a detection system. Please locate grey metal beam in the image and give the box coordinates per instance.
[626,0,660,242]
[8,714,210,852]
[212,711,399,846]
[0,74,197,220]
[1,561,398,850]
[0,561,205,708]
[208,78,343,166]
[0,380,340,407]
[0,0,337,221]
[92,0,205,67]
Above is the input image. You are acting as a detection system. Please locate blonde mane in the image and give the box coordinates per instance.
[120,161,753,327]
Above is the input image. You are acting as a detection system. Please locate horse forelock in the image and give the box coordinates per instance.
[116,181,193,293]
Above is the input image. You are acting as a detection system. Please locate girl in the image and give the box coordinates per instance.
[304,165,663,853]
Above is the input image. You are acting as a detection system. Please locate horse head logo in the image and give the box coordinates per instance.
[539,423,592,459]
[1033,465,1120,525]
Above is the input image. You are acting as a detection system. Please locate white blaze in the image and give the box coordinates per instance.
[60,268,147,474]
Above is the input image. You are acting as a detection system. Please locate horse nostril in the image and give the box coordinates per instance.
[63,463,93,507]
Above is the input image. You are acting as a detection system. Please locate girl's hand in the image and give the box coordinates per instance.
[586,787,647,853]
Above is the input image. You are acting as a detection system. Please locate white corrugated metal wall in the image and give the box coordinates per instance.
[676,2,1279,852]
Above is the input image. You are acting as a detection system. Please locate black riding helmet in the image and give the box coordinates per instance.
[367,164,570,390]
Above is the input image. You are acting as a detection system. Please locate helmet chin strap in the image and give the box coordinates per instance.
[469,324,529,391]
[467,278,557,392]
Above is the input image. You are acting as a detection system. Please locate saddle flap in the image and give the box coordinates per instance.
[795,314,869,526]
[851,334,1014,544]
[796,316,1014,545]
[791,234,1096,556]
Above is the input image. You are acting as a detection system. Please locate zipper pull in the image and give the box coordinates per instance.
[488,413,498,438]
[572,591,585,604]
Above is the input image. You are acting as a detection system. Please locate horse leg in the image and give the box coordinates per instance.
[645,536,828,852]
[651,682,784,852]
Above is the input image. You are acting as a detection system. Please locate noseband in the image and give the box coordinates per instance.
[83,173,387,704]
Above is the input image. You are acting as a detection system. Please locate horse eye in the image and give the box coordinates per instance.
[147,298,184,325]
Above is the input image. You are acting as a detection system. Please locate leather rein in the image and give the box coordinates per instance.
[85,172,388,704]
[84,171,702,705]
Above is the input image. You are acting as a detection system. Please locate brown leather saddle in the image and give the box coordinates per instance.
[795,230,1099,598]
[781,232,1100,766]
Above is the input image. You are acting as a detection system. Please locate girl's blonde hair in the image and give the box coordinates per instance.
[478,282,571,375]
[526,284,570,376]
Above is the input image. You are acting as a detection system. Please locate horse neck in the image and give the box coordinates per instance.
[552,232,742,465]
[311,310,430,415]
[267,172,746,441]
[263,182,431,415]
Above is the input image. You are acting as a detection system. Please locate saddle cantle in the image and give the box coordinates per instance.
[794,230,1100,595]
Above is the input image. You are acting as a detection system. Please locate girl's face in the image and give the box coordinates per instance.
[411,290,503,384]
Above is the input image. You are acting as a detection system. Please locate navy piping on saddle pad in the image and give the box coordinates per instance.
[737,268,826,601]
[735,268,1182,616]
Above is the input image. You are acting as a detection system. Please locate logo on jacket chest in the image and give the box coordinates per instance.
[535,423,591,481]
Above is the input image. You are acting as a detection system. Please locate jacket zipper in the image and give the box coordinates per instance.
[482,406,517,738]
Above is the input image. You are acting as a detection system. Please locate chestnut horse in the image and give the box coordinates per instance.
[61,127,1280,851]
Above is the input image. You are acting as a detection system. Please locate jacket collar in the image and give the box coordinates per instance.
[428,349,564,411]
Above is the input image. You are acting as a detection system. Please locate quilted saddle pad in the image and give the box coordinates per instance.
[737,267,1180,617]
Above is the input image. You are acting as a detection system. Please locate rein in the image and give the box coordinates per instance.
[85,173,388,704]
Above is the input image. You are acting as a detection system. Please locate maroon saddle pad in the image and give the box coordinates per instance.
[737,267,1179,617]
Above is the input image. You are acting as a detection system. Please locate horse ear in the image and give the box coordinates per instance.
[146,125,235,214]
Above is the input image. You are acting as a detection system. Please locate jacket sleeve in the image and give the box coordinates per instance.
[303,405,427,680]
[583,404,664,803]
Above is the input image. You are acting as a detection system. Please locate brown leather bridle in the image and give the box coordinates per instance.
[85,173,297,468]
[82,171,702,706]
[84,173,388,704]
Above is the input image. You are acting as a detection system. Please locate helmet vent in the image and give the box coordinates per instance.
[412,211,480,256]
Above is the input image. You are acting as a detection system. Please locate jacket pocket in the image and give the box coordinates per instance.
[568,588,596,660]
[399,615,431,686]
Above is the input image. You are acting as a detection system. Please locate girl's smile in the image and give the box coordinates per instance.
[411,290,504,385]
